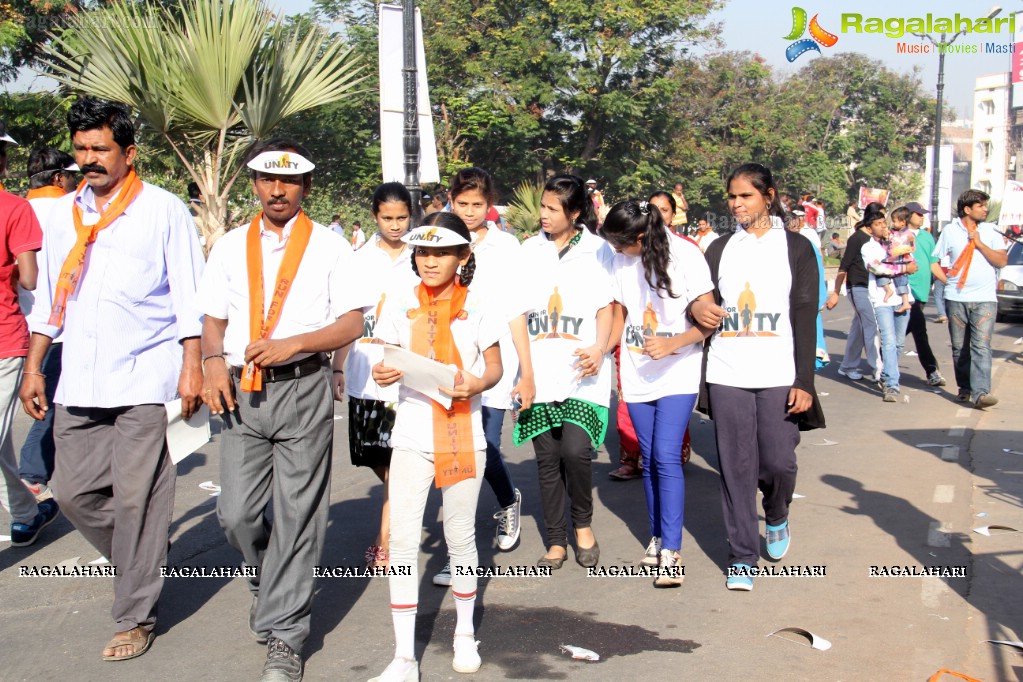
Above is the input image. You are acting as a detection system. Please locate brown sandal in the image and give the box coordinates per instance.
[102,626,155,661]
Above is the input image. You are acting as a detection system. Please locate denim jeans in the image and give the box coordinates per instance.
[19,343,62,484]
[481,406,516,509]
[840,286,879,377]
[945,300,996,399]
[873,304,910,392]
[932,279,947,318]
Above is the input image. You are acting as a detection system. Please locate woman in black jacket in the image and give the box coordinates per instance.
[692,163,824,591]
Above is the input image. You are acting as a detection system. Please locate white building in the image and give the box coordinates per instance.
[970,72,1010,204]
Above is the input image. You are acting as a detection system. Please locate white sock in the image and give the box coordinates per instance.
[453,591,476,636]
[391,606,416,660]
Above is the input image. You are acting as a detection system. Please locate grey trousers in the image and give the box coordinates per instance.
[217,366,333,654]
[0,356,37,523]
[52,404,174,632]
[708,384,799,567]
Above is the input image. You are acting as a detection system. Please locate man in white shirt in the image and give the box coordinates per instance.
[328,214,344,238]
[20,96,205,661]
[350,220,366,250]
[931,189,1008,408]
[197,139,369,682]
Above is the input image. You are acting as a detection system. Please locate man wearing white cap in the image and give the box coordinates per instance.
[585,178,606,219]
[21,96,205,661]
[197,138,370,682]
[17,148,79,502]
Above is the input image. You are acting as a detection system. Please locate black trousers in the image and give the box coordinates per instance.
[908,300,939,376]
[532,422,594,549]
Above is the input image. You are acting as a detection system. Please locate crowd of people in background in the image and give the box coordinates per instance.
[0,97,1016,682]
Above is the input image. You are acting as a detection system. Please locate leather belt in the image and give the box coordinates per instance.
[230,353,327,384]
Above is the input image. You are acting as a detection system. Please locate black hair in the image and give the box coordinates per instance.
[27,148,75,189]
[409,211,476,286]
[246,137,314,184]
[957,189,989,218]
[725,163,786,221]
[648,190,676,214]
[67,96,135,150]
[889,206,910,224]
[858,206,887,230]
[353,221,361,228]
[187,181,202,200]
[433,188,448,205]
[601,200,678,299]
[331,214,340,222]
[371,182,413,216]
[449,167,496,205]
[543,174,598,233]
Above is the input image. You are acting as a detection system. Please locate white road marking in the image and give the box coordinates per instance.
[921,578,948,608]
[955,408,973,419]
[932,485,955,503]
[948,426,966,437]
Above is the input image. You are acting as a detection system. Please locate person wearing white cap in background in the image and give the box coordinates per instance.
[196,138,370,682]
[369,211,504,681]
[585,178,606,221]
[17,148,79,503]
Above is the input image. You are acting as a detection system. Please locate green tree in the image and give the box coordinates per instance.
[41,0,364,249]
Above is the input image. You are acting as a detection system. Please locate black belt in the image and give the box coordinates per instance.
[230,353,327,384]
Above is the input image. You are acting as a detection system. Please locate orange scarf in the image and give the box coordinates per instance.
[48,170,144,327]
[409,282,476,488]
[239,210,313,392]
[946,226,977,291]
[26,186,67,200]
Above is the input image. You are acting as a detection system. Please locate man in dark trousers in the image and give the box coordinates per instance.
[899,203,945,387]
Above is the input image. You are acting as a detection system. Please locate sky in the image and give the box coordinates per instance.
[11,0,1017,120]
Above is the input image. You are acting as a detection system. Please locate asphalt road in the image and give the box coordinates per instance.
[1,297,1021,682]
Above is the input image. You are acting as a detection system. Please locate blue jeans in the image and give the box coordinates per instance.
[932,279,947,318]
[945,300,996,399]
[873,304,910,392]
[626,394,697,552]
[19,343,62,484]
[481,406,516,508]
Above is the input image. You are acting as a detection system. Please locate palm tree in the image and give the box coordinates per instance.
[41,0,364,251]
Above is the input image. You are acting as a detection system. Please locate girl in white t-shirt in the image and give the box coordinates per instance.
[441,168,534,564]
[601,200,715,586]
[693,163,823,592]
[370,212,504,681]
[515,174,614,569]
[332,182,419,569]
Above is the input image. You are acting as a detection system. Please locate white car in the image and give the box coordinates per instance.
[996,241,1023,321]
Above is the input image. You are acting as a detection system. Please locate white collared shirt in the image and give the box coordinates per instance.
[197,215,367,367]
[29,182,206,407]
[19,195,63,339]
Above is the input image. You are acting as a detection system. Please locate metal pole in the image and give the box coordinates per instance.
[402,0,422,228]
[930,34,946,235]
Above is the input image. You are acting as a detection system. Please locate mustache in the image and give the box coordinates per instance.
[80,164,107,175]
[267,198,288,205]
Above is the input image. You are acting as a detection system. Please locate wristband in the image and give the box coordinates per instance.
[202,353,227,365]
[23,371,45,378]
[332,369,344,375]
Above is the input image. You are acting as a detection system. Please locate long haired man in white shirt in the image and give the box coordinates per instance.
[20,96,206,662]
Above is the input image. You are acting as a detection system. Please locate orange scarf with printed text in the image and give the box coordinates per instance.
[48,171,144,327]
[239,210,313,392]
[26,186,67,201]
[409,282,476,488]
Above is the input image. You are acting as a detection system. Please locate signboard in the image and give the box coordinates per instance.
[858,186,890,209]
[379,5,440,184]
[998,179,1023,226]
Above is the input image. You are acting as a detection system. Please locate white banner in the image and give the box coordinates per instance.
[378,5,440,184]
[998,179,1023,226]
[923,145,954,224]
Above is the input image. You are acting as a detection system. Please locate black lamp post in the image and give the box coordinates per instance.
[402,0,422,228]
[915,6,1001,235]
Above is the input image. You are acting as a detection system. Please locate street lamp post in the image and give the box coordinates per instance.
[402,0,422,228]
[914,6,1001,235]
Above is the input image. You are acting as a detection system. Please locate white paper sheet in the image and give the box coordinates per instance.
[383,345,458,410]
[165,400,211,465]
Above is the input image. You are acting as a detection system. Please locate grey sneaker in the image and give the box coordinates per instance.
[882,390,898,403]
[493,489,522,551]
[975,394,999,409]
[249,596,267,644]
[927,371,947,387]
[433,560,452,587]
[261,637,302,682]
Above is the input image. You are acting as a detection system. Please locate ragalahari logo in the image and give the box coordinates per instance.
[784,7,838,62]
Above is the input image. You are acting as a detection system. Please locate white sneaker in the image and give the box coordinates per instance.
[640,537,661,567]
[493,489,522,551]
[432,560,452,587]
[837,368,863,381]
[452,634,481,673]
[654,549,684,588]
[368,657,419,682]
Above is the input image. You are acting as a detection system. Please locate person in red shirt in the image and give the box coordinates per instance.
[801,195,819,230]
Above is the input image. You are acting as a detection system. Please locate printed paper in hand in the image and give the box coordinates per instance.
[383,345,458,409]
[165,400,211,464]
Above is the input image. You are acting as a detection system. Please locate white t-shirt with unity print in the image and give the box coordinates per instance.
[612,235,713,401]
[707,225,795,389]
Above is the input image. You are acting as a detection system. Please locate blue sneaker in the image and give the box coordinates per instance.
[11,499,60,547]
[726,564,754,591]
[765,520,790,560]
